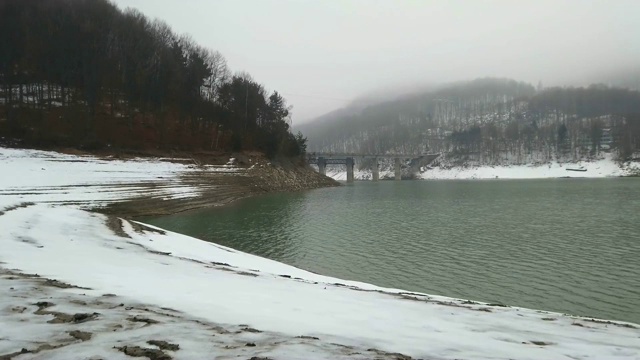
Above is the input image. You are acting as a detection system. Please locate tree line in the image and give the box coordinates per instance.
[0,0,306,158]
[299,78,640,163]
[447,85,640,162]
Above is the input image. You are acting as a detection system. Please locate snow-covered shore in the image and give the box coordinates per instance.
[419,155,640,180]
[1,147,639,359]
[0,147,242,210]
[322,154,640,181]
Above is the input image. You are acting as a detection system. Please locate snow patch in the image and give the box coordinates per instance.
[319,153,640,181]
[419,154,639,180]
[0,147,243,209]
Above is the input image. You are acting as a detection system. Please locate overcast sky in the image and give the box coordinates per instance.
[111,0,640,124]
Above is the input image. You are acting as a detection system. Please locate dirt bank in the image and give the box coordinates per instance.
[99,153,339,218]
[0,143,339,218]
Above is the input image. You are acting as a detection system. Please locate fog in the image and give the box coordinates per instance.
[112,0,640,123]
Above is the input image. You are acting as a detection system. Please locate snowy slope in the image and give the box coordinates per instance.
[321,154,640,181]
[2,205,639,360]
[419,155,640,180]
[1,147,639,359]
[0,147,241,210]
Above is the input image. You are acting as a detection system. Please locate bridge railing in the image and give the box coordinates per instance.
[307,152,439,159]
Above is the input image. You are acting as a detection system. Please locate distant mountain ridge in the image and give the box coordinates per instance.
[297,77,640,163]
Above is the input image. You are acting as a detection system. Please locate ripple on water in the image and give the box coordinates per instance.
[145,178,640,324]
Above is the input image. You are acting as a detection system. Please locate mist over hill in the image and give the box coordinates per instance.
[297,77,640,164]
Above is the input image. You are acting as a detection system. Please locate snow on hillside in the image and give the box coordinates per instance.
[324,167,393,181]
[1,147,639,359]
[0,147,242,210]
[419,154,640,180]
[320,153,640,181]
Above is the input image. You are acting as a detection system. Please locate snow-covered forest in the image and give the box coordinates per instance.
[299,78,640,165]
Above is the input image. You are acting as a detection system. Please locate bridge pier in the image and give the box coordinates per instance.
[372,157,379,181]
[308,153,440,181]
[346,157,354,183]
[317,157,326,176]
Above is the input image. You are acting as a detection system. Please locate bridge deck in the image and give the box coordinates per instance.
[307,153,439,160]
[308,153,440,166]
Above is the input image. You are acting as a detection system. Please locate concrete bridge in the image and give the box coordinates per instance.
[307,153,440,182]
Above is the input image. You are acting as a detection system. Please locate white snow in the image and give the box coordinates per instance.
[1,147,639,359]
[324,167,392,181]
[0,147,242,210]
[320,153,640,181]
[419,154,640,180]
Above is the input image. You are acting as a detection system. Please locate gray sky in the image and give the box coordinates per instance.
[111,0,640,124]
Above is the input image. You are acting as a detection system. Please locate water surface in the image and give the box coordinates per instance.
[145,178,640,324]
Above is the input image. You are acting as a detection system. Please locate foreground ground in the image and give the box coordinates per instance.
[1,147,639,360]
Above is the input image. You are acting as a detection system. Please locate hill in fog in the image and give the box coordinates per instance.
[297,77,640,164]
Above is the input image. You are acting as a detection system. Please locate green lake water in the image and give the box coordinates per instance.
[144,178,640,324]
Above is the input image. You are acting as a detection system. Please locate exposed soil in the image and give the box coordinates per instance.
[147,340,179,351]
[98,153,338,218]
[117,345,173,360]
[69,330,93,341]
[0,202,35,216]
[1,142,339,218]
[128,316,160,325]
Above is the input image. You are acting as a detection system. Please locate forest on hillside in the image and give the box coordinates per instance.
[0,0,305,158]
[298,78,640,163]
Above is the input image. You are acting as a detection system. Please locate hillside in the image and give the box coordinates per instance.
[0,0,304,158]
[298,78,640,165]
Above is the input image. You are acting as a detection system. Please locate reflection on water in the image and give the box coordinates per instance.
[145,178,640,324]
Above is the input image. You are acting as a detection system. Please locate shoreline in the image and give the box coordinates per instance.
[321,154,640,181]
[100,163,339,219]
[0,142,340,219]
[1,146,639,359]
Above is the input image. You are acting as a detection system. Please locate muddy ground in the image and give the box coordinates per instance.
[1,141,339,218]
[91,151,339,218]
[101,160,338,218]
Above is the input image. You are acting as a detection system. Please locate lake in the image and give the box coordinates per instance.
[144,178,640,324]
